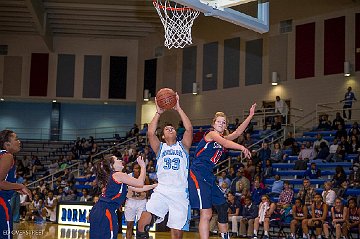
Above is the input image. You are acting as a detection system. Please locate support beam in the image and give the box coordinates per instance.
[173,0,269,34]
[25,0,53,51]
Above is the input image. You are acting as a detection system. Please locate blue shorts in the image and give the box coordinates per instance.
[89,202,118,239]
[188,168,226,209]
[0,196,12,239]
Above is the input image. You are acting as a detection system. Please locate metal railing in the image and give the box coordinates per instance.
[214,127,285,175]
[26,136,137,189]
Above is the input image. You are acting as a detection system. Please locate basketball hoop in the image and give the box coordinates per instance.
[153,0,200,49]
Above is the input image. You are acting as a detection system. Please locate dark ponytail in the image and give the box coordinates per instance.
[94,155,114,188]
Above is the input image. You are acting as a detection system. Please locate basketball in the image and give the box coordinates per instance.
[156,88,177,110]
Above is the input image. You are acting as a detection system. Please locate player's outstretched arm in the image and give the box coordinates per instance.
[226,103,256,141]
[128,183,158,192]
[173,93,193,151]
[147,99,164,155]
[113,156,146,187]
[208,131,251,159]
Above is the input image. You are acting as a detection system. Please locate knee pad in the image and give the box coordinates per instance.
[215,203,228,224]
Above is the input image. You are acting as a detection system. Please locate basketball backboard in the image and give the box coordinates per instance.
[172,0,269,33]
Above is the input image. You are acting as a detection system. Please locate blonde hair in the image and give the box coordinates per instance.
[212,112,229,135]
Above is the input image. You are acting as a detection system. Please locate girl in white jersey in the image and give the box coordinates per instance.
[137,93,193,239]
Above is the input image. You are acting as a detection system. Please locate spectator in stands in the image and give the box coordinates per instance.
[313,133,329,152]
[317,114,332,131]
[56,187,66,202]
[218,171,231,188]
[221,182,230,195]
[236,167,250,192]
[227,166,236,181]
[315,141,330,161]
[277,181,294,209]
[227,192,242,237]
[251,179,265,205]
[268,174,284,197]
[127,124,139,138]
[327,144,345,162]
[275,96,289,123]
[289,198,308,239]
[128,149,138,164]
[327,138,339,160]
[253,195,277,239]
[270,142,283,163]
[271,115,282,131]
[89,180,101,196]
[348,122,360,137]
[262,159,273,179]
[243,133,254,148]
[349,135,360,154]
[305,162,321,179]
[239,196,258,238]
[80,189,92,202]
[341,86,357,120]
[62,168,75,184]
[322,181,336,206]
[336,180,349,200]
[343,198,360,237]
[37,180,46,194]
[283,131,296,149]
[244,159,255,180]
[302,193,330,239]
[139,123,148,136]
[332,112,345,130]
[90,141,99,156]
[298,141,316,162]
[176,120,185,140]
[297,178,316,207]
[330,197,348,239]
[193,127,205,143]
[258,142,271,165]
[332,166,347,188]
[253,166,263,183]
[335,124,348,141]
[349,162,360,188]
[63,188,77,201]
[25,194,43,221]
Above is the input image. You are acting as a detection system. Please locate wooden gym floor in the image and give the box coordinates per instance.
[13,221,221,239]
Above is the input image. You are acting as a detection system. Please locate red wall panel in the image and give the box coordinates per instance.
[295,22,315,79]
[29,53,49,96]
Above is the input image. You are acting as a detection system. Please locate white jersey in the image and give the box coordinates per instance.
[155,141,189,192]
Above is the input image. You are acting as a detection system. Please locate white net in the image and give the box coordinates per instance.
[153,0,200,49]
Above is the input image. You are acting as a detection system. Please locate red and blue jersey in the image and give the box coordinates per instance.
[192,132,225,178]
[0,150,16,200]
[99,171,128,209]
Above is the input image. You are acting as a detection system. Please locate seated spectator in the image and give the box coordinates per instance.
[305,162,321,179]
[315,141,330,161]
[244,159,255,180]
[343,198,360,237]
[139,123,148,136]
[42,191,58,222]
[218,171,231,188]
[349,162,360,188]
[251,149,261,167]
[298,142,316,161]
[63,189,77,201]
[193,127,205,143]
[302,193,330,239]
[349,135,360,154]
[262,159,273,179]
[243,133,254,148]
[227,192,242,237]
[289,198,308,239]
[62,168,75,184]
[236,167,250,192]
[335,124,348,140]
[239,196,258,238]
[127,124,139,138]
[251,179,265,205]
[271,115,282,131]
[253,195,277,239]
[258,143,271,165]
[332,112,345,130]
[220,182,230,195]
[283,131,296,149]
[80,189,92,202]
[268,174,284,197]
[336,180,349,200]
[176,120,185,140]
[332,166,347,188]
[277,181,294,209]
[297,179,316,207]
[253,165,263,183]
[339,135,351,154]
[330,198,348,239]
[326,138,339,160]
[348,122,360,138]
[313,133,329,153]
[322,181,336,207]
[317,114,332,131]
[270,142,283,164]
[327,144,345,162]
[227,166,236,181]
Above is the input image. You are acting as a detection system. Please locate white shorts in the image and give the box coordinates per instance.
[45,207,57,222]
[145,189,190,231]
[124,198,147,222]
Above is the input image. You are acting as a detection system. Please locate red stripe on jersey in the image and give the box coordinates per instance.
[105,209,113,231]
[196,147,206,157]
[0,197,10,221]
[190,170,199,189]
[111,193,121,200]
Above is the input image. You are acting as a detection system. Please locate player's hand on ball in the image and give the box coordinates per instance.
[137,156,146,168]
[154,97,165,114]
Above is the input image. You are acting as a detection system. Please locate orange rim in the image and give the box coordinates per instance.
[153,0,194,11]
